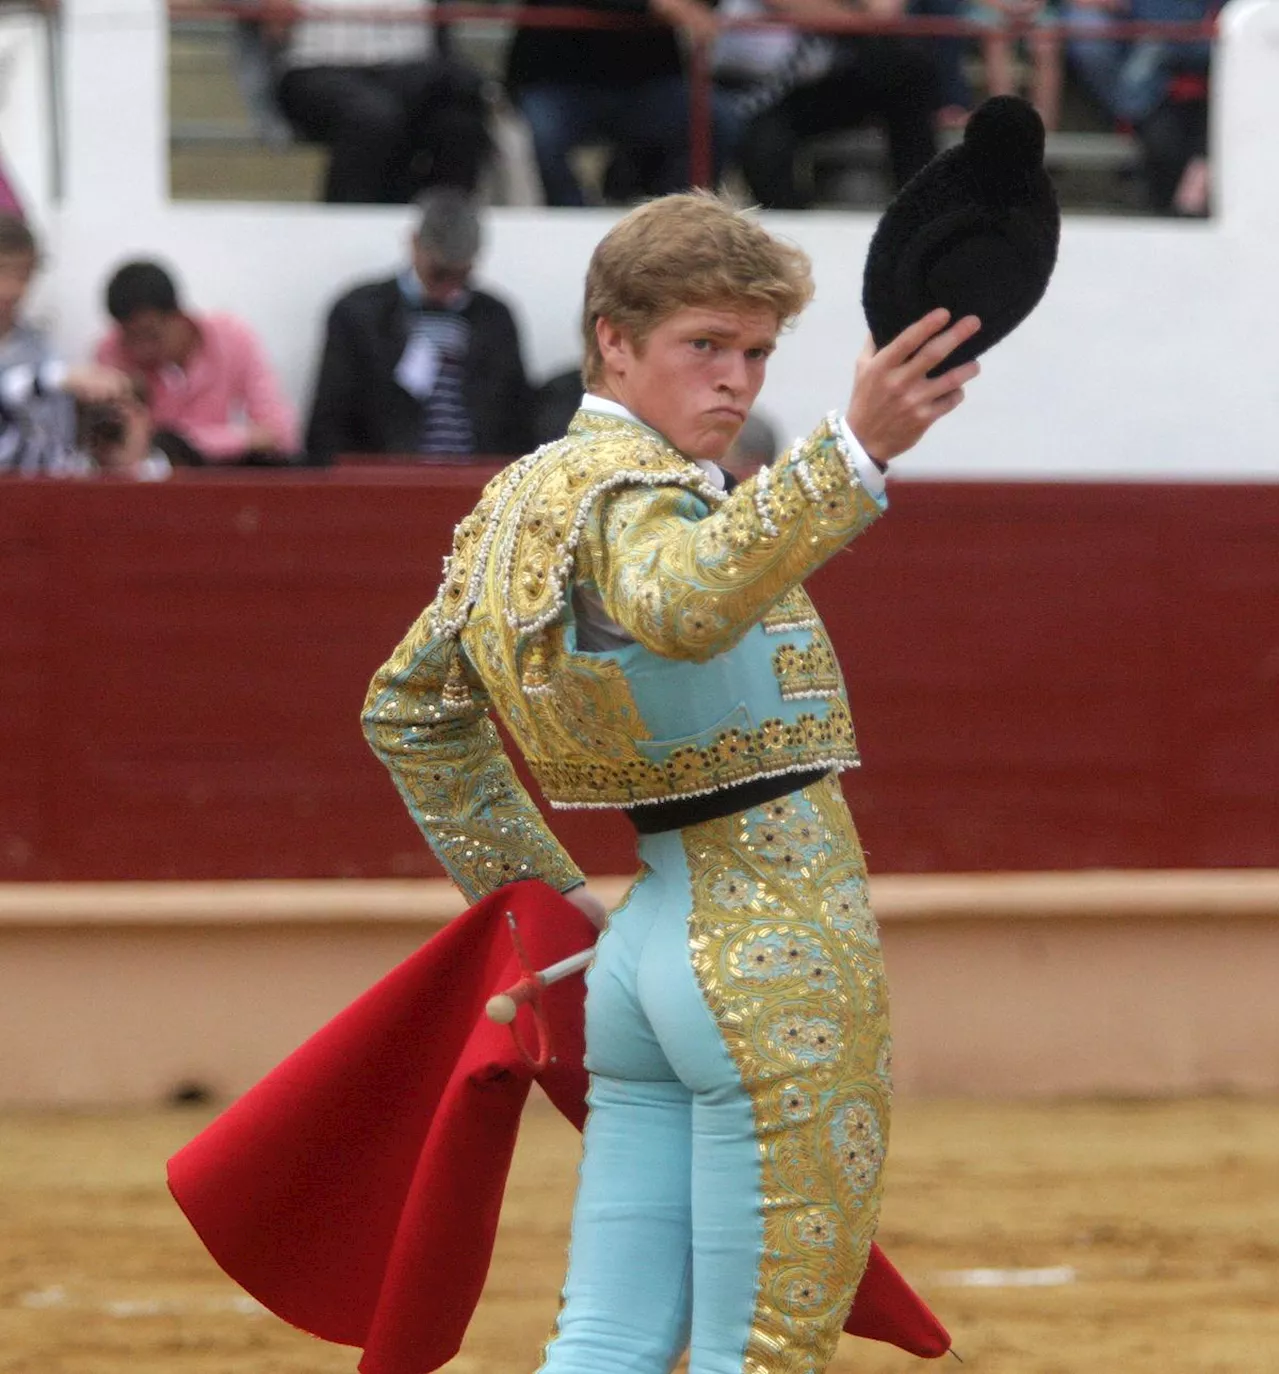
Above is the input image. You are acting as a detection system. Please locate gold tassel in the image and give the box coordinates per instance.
[521,636,552,696]
[441,643,474,712]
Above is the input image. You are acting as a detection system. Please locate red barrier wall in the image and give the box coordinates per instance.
[1,473,1274,880]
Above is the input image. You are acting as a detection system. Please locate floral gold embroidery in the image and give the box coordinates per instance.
[533,702,859,808]
[579,415,881,668]
[761,588,821,635]
[683,774,891,1374]
[361,607,585,901]
[771,634,843,701]
[365,408,882,888]
[449,410,876,807]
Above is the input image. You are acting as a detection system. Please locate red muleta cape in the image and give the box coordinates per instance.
[168,880,950,1372]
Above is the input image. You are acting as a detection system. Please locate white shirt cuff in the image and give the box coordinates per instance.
[0,363,37,410]
[3,360,70,410]
[836,414,888,507]
[39,359,68,394]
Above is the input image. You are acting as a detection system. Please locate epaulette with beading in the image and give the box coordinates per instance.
[430,413,726,697]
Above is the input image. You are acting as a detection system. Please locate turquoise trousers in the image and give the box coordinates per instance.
[537,776,893,1374]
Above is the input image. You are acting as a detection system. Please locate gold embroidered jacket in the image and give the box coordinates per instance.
[362,409,884,901]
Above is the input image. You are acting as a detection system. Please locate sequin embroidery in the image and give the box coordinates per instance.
[771,634,843,701]
[362,408,882,893]
[683,774,892,1374]
[761,587,822,635]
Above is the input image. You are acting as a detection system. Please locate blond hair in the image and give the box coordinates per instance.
[581,192,814,388]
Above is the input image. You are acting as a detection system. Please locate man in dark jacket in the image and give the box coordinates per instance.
[305,190,533,463]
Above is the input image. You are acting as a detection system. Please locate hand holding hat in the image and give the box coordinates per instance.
[862,95,1061,374]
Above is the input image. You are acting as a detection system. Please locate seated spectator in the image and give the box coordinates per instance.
[970,0,1062,130]
[305,190,533,463]
[96,260,299,466]
[713,0,828,111]
[1063,0,1212,214]
[721,0,941,209]
[0,215,134,478]
[506,0,738,207]
[257,0,491,205]
[906,0,976,127]
[720,409,779,483]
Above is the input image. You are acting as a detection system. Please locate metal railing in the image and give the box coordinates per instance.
[169,2,1218,189]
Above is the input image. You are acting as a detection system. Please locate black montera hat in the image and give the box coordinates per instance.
[862,95,1060,372]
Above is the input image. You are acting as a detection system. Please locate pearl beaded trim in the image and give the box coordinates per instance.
[547,755,860,810]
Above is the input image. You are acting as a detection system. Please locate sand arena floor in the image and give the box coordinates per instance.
[0,1096,1274,1374]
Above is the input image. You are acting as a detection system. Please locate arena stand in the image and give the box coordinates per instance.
[162,1,1210,209]
[0,0,1274,1105]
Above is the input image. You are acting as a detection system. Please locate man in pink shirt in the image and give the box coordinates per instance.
[96,261,299,465]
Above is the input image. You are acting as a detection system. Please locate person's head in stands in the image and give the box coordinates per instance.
[105,260,194,372]
[582,192,812,463]
[0,215,37,338]
[722,410,780,483]
[411,189,481,310]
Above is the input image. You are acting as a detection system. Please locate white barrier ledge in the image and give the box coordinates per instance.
[0,869,1273,927]
[0,871,1274,1105]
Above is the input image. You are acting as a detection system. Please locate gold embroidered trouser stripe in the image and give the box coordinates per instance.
[683,775,893,1372]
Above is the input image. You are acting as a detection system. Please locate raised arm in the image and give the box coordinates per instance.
[583,309,983,662]
[582,414,883,662]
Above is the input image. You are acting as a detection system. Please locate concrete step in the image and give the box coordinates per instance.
[169,144,325,201]
[169,25,250,125]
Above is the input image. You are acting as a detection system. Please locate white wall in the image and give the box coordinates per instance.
[0,7,56,214]
[11,0,1280,479]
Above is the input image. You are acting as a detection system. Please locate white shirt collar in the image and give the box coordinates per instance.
[580,392,726,490]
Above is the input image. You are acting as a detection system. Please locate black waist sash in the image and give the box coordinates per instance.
[623,768,832,836]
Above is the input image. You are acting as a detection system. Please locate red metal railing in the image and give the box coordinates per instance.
[172,2,1219,189]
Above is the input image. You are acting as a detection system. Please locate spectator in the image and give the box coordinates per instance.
[970,0,1062,130]
[725,0,941,209]
[907,0,976,127]
[0,215,134,478]
[506,0,738,207]
[305,190,533,463]
[260,0,491,205]
[1063,0,1212,214]
[96,260,299,466]
[712,0,830,116]
[720,408,779,482]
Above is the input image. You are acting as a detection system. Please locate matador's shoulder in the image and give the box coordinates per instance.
[431,409,725,640]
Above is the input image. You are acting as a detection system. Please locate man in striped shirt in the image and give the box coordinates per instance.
[305,191,534,464]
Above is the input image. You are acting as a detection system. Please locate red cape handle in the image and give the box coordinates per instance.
[484,922,595,1072]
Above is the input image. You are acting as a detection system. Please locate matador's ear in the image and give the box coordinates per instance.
[861,95,1061,373]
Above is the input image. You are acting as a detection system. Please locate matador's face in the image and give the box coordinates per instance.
[597,304,779,462]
